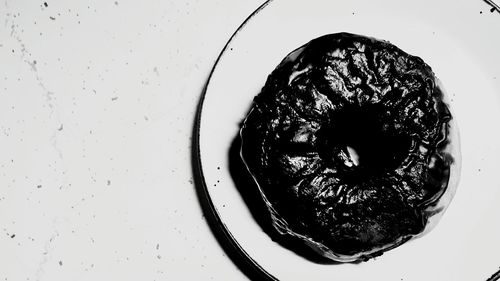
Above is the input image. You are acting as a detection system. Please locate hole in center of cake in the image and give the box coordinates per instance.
[322,104,413,176]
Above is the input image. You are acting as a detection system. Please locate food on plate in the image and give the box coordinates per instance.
[240,33,460,262]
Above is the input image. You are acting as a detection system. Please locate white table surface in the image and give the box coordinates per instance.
[0,0,262,280]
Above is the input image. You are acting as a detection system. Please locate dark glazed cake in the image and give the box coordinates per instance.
[240,33,460,262]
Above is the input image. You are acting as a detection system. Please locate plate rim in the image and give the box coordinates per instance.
[193,0,277,280]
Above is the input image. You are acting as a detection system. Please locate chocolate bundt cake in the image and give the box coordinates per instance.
[240,33,460,262]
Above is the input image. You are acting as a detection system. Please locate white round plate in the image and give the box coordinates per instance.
[196,0,500,280]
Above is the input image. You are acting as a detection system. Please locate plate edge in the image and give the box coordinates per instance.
[192,1,278,280]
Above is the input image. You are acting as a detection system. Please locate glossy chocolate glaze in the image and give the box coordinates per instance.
[240,33,457,262]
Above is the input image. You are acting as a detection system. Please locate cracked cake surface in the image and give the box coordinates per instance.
[240,33,460,262]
